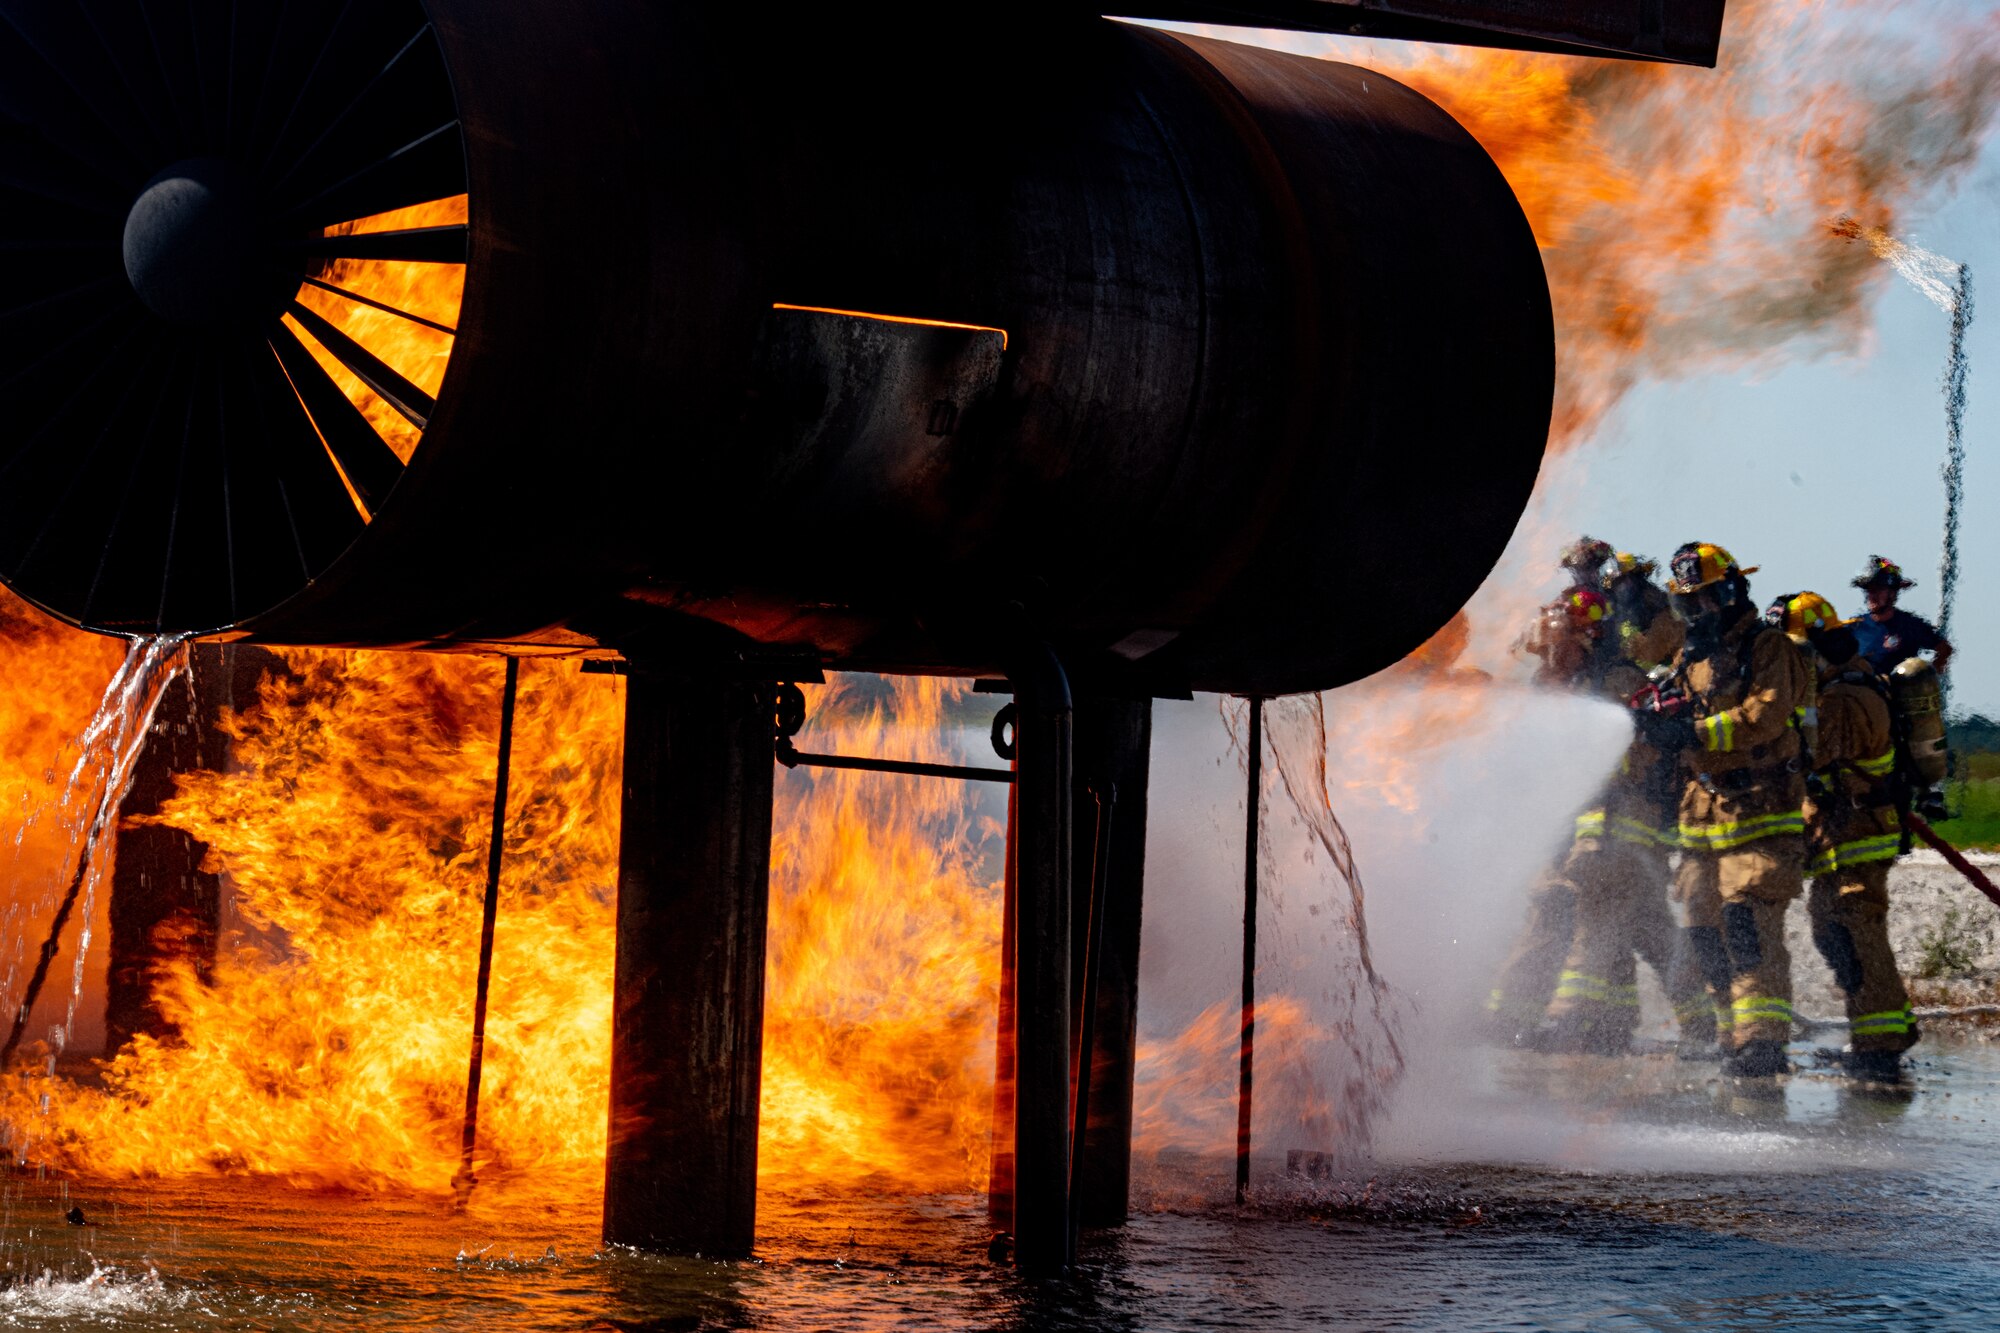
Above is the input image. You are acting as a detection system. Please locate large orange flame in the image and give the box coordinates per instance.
[0,652,1000,1194]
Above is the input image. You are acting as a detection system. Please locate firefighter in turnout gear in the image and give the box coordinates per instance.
[1543,554,1707,1053]
[1488,572,1616,1042]
[1768,591,1919,1082]
[1642,543,1811,1078]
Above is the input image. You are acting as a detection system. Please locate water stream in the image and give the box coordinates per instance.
[0,637,186,1082]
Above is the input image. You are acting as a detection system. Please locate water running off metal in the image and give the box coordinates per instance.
[3,639,187,1066]
[453,657,521,1205]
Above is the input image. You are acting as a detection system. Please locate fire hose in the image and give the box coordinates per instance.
[1902,809,2000,909]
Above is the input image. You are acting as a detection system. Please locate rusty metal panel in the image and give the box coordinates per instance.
[1123,0,1729,66]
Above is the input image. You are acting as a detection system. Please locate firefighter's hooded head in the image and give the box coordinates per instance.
[1668,542,1757,656]
[1764,590,1859,670]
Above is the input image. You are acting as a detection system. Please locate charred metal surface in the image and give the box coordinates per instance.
[1071,697,1153,1229]
[603,666,774,1257]
[105,645,278,1054]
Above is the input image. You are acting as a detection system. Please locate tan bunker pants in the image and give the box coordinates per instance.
[1547,841,1698,1046]
[1808,863,1918,1054]
[1675,836,1805,1048]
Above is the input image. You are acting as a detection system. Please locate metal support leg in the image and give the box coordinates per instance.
[1071,696,1152,1229]
[603,668,774,1257]
[1010,644,1073,1276]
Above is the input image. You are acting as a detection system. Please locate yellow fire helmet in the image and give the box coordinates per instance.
[1666,541,1758,595]
[1607,550,1658,582]
[1762,590,1848,642]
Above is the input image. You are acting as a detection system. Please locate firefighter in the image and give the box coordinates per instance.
[1638,542,1811,1078]
[1487,582,1614,1043]
[1850,556,1953,677]
[1601,551,1683,688]
[1851,555,1954,822]
[1768,591,1919,1082]
[1543,554,1704,1053]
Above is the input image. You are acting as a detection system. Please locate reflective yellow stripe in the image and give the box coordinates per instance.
[1605,814,1668,848]
[1555,970,1611,1000]
[1700,713,1736,753]
[1574,810,1606,841]
[1852,1009,1911,1035]
[1679,811,1805,851]
[1837,834,1902,867]
[1732,997,1795,1021]
[1856,749,1896,777]
[1811,833,1903,876]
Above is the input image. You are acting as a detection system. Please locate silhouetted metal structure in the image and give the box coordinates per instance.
[0,0,1726,1278]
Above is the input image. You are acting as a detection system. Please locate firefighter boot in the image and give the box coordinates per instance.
[1844,1049,1907,1084]
[1724,1039,1791,1078]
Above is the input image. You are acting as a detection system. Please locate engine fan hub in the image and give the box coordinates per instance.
[122,158,272,330]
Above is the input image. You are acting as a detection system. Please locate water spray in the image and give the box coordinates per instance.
[1832,218,1972,698]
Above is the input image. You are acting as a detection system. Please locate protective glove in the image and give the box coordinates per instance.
[1634,707,1697,753]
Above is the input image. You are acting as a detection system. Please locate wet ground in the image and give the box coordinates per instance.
[2,1039,1996,1331]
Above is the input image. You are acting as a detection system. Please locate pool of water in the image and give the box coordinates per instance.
[4,1038,1996,1331]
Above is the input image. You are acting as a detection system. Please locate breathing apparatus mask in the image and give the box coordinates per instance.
[1672,573,1749,660]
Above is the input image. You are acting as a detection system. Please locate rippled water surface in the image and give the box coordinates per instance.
[4,1038,1997,1331]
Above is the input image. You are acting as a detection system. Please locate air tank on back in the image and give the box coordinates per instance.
[0,2,1554,694]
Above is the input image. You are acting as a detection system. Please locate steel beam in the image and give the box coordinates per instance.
[1071,696,1153,1228]
[1009,646,1073,1276]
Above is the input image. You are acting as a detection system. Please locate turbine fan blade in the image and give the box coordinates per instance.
[268,319,408,513]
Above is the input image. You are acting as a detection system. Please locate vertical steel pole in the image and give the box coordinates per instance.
[604,666,774,1256]
[1067,783,1114,1248]
[988,770,1018,1230]
[1236,697,1262,1205]
[454,656,520,1202]
[1073,696,1152,1229]
[1011,645,1073,1276]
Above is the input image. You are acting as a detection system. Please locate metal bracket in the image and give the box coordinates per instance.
[771,682,1015,783]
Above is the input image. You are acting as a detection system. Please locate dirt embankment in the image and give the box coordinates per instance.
[1785,850,2000,1025]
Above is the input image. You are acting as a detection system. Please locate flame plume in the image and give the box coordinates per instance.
[1359,0,2000,448]
[0,655,1000,1194]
